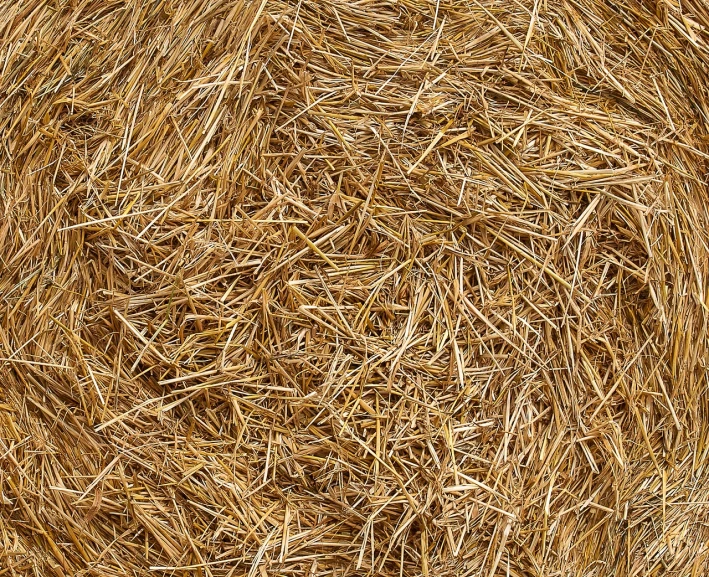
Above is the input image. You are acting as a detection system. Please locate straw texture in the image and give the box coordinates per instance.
[1,1,709,576]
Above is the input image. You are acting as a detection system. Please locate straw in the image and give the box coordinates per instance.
[1,0,709,576]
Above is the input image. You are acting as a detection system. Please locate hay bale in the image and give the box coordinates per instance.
[1,0,708,575]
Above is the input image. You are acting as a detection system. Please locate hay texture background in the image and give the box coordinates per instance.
[2,0,709,576]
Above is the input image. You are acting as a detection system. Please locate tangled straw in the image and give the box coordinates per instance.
[1,1,709,576]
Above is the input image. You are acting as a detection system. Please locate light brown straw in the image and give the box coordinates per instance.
[1,1,709,576]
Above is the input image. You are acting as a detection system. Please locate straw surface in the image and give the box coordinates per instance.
[1,1,709,576]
